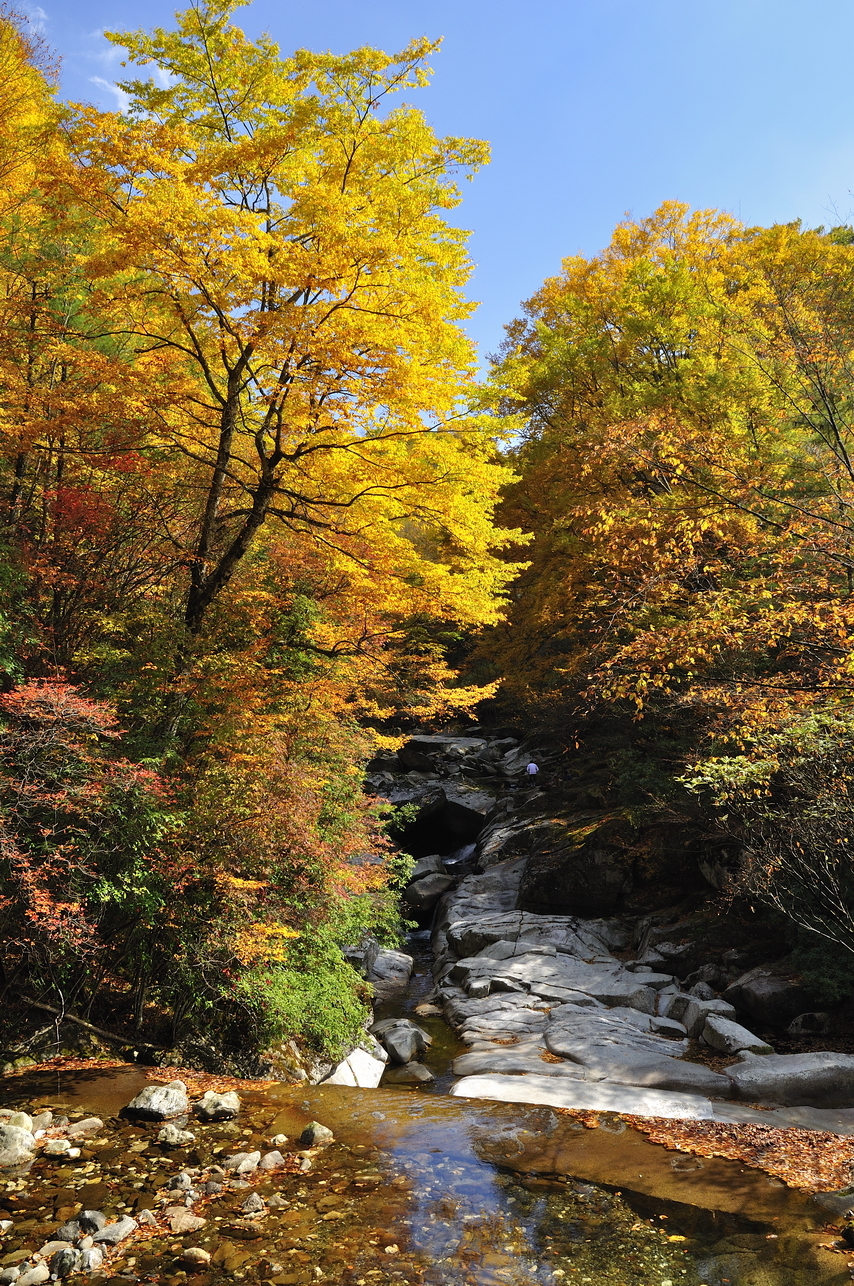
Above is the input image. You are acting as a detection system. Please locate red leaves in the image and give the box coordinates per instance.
[0,678,172,969]
[0,678,121,738]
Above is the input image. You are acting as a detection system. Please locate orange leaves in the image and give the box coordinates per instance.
[626,1115,854,1193]
[489,202,854,733]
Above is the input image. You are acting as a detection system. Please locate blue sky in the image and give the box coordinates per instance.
[30,0,854,361]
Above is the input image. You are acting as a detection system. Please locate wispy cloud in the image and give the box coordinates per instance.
[20,4,48,34]
[85,32,127,67]
[89,76,130,113]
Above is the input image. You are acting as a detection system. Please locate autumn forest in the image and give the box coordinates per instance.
[4,0,854,1066]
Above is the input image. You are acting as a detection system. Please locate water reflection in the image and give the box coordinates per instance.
[0,1071,844,1284]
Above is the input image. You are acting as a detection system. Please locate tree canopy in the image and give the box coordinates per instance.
[0,0,515,1062]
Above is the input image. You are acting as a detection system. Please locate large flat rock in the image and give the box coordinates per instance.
[726,1051,854,1107]
[461,1015,549,1043]
[452,1046,588,1078]
[450,1074,717,1120]
[581,1054,732,1097]
[449,955,656,1012]
[545,1008,690,1063]
[443,990,546,1026]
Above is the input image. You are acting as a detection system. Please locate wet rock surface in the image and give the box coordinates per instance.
[366,724,854,1127]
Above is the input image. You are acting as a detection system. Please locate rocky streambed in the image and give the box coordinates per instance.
[1,1065,852,1286]
[7,726,854,1284]
[355,727,854,1128]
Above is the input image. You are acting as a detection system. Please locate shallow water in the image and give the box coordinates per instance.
[1,1068,847,1285]
[373,929,465,1094]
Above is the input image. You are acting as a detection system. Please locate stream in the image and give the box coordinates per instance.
[1,951,849,1286]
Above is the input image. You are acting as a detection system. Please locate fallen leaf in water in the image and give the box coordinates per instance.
[557,1108,854,1193]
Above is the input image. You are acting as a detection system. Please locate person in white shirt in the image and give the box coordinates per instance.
[525,762,539,777]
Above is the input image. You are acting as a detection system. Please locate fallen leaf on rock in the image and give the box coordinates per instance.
[556,1109,600,1129]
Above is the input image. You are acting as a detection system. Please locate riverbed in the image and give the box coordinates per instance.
[1,1028,851,1284]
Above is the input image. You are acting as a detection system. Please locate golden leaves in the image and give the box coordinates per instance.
[232,920,299,965]
[488,200,854,728]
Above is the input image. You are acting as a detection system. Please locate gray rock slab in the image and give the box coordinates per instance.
[601,1007,652,1031]
[450,1074,717,1120]
[542,991,605,1010]
[443,992,545,1027]
[702,1015,773,1056]
[545,1010,690,1063]
[577,977,656,1013]
[528,983,612,1006]
[582,1055,733,1098]
[476,939,518,960]
[461,1016,549,1043]
[773,1105,854,1134]
[450,955,655,1013]
[727,1051,854,1107]
[444,912,551,957]
[452,1048,587,1077]
[463,1036,546,1055]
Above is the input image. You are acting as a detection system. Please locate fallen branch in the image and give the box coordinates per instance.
[15,995,165,1049]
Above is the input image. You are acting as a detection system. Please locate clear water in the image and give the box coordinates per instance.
[0,1059,846,1284]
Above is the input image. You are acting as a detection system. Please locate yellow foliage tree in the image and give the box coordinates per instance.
[52,0,516,650]
[487,203,854,730]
